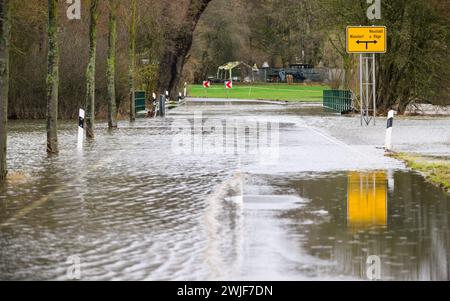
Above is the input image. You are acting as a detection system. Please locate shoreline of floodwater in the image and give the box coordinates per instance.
[388,152,450,194]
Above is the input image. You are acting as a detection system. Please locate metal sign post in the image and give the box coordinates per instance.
[359,53,377,126]
[347,26,387,126]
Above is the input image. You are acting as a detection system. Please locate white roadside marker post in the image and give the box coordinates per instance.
[385,110,394,151]
[152,93,157,117]
[77,109,85,151]
[152,92,157,106]
[184,82,187,98]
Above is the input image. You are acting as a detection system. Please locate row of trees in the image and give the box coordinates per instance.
[6,1,447,120]
[186,0,325,83]
[46,0,137,152]
[0,0,212,181]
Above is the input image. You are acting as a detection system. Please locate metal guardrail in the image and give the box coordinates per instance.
[135,91,146,113]
[323,90,353,113]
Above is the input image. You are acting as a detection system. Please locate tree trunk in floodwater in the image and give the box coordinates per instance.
[107,0,118,128]
[128,0,136,122]
[46,0,59,154]
[156,0,212,97]
[85,0,99,138]
[0,0,11,180]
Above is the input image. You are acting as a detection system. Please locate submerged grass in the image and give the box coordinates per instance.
[5,171,30,185]
[389,152,450,193]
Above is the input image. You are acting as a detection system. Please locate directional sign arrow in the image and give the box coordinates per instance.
[203,81,210,88]
[225,81,233,89]
[356,40,378,49]
[356,40,378,44]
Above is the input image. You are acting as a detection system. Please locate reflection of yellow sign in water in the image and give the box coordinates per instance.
[347,172,387,229]
[346,26,387,53]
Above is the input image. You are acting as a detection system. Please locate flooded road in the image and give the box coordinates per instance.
[0,102,449,280]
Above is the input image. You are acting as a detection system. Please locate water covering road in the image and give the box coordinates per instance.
[0,101,449,280]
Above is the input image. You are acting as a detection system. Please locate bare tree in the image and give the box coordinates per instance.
[107,0,119,128]
[46,0,59,154]
[0,0,10,180]
[85,0,99,138]
[156,0,212,97]
[128,0,136,122]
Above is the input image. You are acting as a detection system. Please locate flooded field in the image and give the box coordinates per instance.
[0,102,449,280]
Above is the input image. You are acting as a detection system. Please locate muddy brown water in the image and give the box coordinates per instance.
[0,103,449,280]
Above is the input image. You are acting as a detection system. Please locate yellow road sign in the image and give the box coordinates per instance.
[346,26,387,53]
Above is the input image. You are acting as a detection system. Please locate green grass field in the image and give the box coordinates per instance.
[188,84,328,102]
